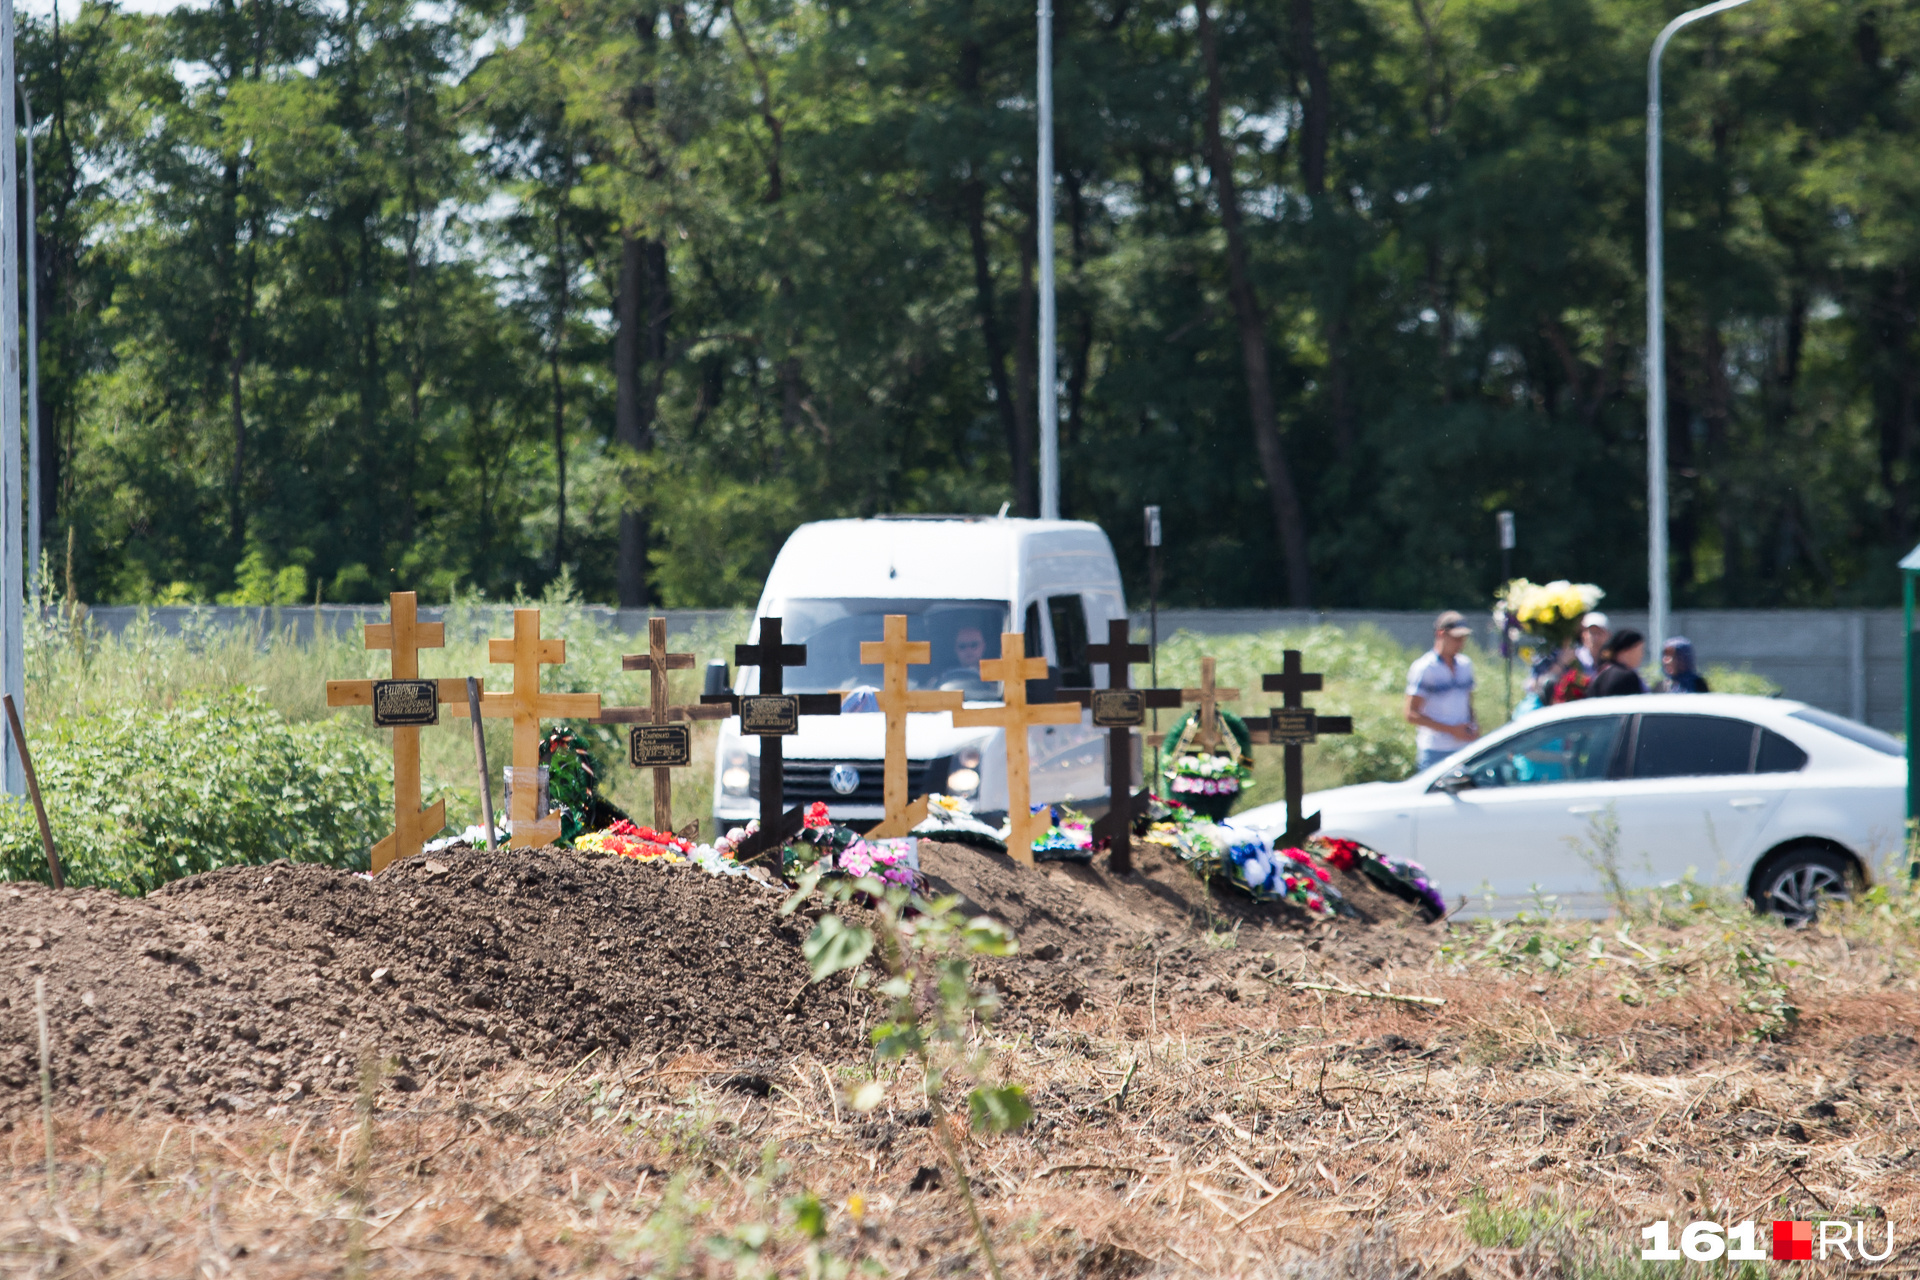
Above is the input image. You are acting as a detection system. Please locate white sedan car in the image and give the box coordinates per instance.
[1233,694,1906,921]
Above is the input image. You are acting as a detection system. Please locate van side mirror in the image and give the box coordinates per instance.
[1431,767,1475,795]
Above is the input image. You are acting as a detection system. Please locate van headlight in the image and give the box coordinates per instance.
[946,746,984,796]
[721,748,751,796]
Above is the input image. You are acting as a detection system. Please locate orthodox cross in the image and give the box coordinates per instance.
[1061,619,1180,874]
[860,615,963,839]
[1244,649,1354,847]
[952,633,1082,866]
[700,616,843,862]
[594,617,727,835]
[448,609,602,849]
[325,591,476,873]
[1175,657,1241,753]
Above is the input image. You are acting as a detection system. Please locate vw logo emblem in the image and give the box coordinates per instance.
[828,764,861,796]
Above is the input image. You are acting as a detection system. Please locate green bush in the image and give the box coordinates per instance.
[0,690,387,894]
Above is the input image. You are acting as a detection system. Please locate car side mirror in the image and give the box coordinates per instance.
[1431,767,1475,794]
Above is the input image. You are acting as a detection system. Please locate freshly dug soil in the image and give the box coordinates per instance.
[0,848,866,1118]
[919,838,1441,1027]
[0,837,1438,1118]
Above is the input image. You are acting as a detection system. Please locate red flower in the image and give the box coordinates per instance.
[1310,864,1330,883]
[1317,838,1361,871]
[804,801,832,829]
[1281,847,1313,865]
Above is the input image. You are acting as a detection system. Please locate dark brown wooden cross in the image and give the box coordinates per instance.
[1061,619,1181,874]
[700,616,843,862]
[1244,650,1353,847]
[594,617,728,834]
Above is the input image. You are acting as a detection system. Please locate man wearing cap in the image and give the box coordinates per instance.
[1405,611,1480,771]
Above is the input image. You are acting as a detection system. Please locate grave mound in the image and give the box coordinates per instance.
[0,848,866,1118]
[0,836,1436,1117]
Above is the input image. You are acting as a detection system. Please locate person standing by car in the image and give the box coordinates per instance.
[1658,636,1710,692]
[1405,611,1480,770]
[1587,629,1649,698]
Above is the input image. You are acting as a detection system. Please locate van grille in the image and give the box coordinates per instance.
[748,757,947,805]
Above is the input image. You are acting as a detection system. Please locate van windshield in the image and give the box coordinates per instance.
[764,599,1012,700]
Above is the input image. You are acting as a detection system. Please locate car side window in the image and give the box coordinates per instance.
[1630,714,1757,778]
[1755,728,1809,774]
[1022,602,1044,658]
[1459,717,1625,788]
[1047,595,1092,687]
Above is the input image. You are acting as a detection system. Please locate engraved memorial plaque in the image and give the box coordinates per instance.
[1269,707,1318,746]
[1090,688,1145,727]
[371,679,439,727]
[740,695,799,735]
[630,723,692,768]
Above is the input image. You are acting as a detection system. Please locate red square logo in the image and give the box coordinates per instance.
[1773,1221,1813,1261]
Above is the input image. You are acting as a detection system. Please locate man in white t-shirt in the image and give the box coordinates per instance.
[1404,610,1479,771]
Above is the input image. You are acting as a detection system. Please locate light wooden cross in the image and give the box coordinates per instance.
[448,608,601,849]
[1178,657,1241,753]
[860,615,963,838]
[325,591,475,874]
[594,617,726,833]
[952,632,1081,866]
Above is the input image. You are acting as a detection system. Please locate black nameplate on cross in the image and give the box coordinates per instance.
[1244,650,1353,848]
[701,616,843,863]
[1061,619,1182,874]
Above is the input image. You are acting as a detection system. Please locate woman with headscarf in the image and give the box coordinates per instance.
[1659,636,1710,693]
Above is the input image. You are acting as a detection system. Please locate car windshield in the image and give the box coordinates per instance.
[1789,708,1905,757]
[761,599,1012,699]
[1455,716,1625,788]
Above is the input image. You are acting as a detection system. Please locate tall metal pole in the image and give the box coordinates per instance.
[19,85,33,606]
[1035,0,1059,520]
[1647,0,1755,661]
[0,0,20,797]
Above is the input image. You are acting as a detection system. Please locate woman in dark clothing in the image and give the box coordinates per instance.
[1587,630,1648,699]
[1659,636,1710,692]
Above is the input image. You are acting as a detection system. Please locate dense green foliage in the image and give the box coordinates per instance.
[0,691,385,892]
[24,0,1920,610]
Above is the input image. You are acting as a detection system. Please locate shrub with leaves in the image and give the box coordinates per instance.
[788,868,1027,1280]
[0,690,386,893]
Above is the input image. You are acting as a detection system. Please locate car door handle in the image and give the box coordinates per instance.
[1729,798,1767,810]
[1568,805,1603,815]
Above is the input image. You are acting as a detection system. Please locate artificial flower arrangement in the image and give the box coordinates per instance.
[1494,578,1604,653]
[576,819,695,863]
[910,793,1009,853]
[1137,794,1346,919]
[1158,709,1255,820]
[539,727,630,844]
[1311,835,1447,920]
[1028,802,1095,864]
[780,802,917,887]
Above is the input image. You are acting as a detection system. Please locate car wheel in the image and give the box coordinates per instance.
[1751,845,1855,926]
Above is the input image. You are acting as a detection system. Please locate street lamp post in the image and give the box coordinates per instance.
[1646,0,1757,658]
[1036,0,1059,520]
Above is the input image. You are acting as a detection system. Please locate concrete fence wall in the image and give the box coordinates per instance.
[80,603,1910,731]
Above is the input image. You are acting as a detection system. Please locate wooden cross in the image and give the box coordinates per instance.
[1061,619,1180,874]
[594,617,727,834]
[700,616,843,861]
[952,632,1082,866]
[1176,657,1241,753]
[447,609,602,849]
[324,591,476,874]
[1244,650,1354,847]
[860,615,963,838]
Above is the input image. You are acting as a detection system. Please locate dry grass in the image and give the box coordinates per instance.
[5,899,1920,1279]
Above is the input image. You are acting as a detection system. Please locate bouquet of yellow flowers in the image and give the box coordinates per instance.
[1494,578,1603,651]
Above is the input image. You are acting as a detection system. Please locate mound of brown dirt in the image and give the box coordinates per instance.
[917,838,1440,1024]
[0,848,867,1118]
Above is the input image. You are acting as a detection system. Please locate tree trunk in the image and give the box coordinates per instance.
[616,229,650,606]
[1197,0,1312,605]
[1291,0,1330,198]
[551,198,569,569]
[963,178,1034,516]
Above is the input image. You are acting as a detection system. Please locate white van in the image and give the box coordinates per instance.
[710,516,1130,834]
